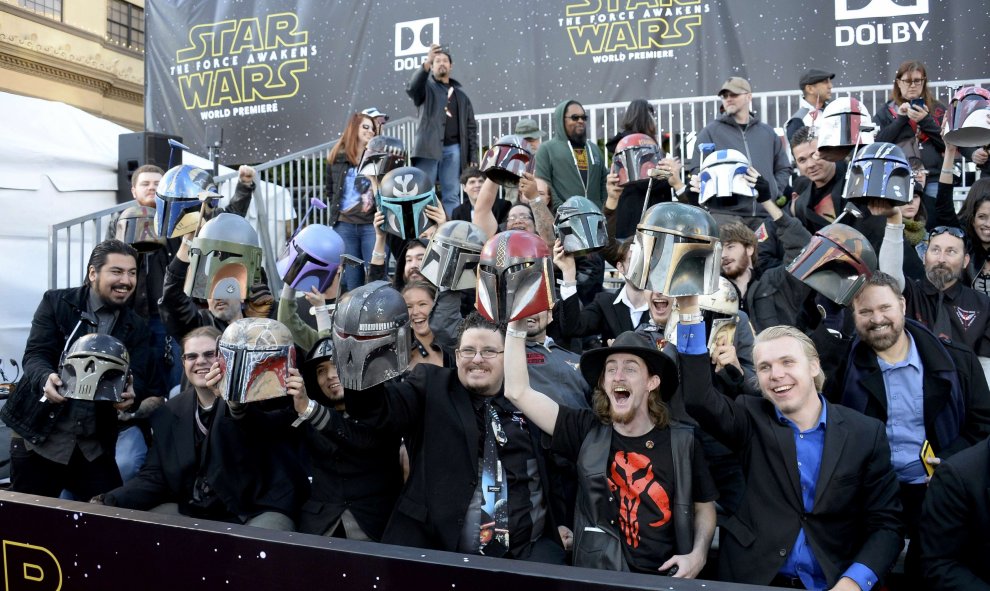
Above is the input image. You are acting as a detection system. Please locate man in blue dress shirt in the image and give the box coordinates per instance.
[676,295,903,590]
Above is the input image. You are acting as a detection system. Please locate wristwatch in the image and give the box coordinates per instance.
[678,312,704,324]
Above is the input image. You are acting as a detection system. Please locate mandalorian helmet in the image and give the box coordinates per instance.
[58,334,130,402]
[184,213,263,300]
[698,149,756,204]
[276,224,345,294]
[845,142,914,205]
[787,223,877,306]
[217,318,295,403]
[332,280,411,391]
[154,165,221,238]
[944,86,990,148]
[420,221,489,292]
[475,230,555,324]
[115,205,165,252]
[358,136,407,182]
[479,135,533,187]
[815,97,876,161]
[554,196,607,255]
[611,133,662,186]
[625,202,721,297]
[377,166,440,240]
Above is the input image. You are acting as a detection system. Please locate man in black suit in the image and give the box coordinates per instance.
[556,240,649,347]
[919,436,990,590]
[675,298,903,590]
[97,326,307,531]
[343,312,566,562]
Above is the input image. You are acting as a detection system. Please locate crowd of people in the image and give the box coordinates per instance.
[5,48,990,591]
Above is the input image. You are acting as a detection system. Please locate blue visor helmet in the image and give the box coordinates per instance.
[376,166,439,240]
[154,165,221,238]
[698,149,755,205]
[276,224,345,293]
[846,142,913,205]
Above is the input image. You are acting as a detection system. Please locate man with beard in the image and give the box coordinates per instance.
[343,312,567,562]
[407,44,478,216]
[1,240,162,499]
[696,77,792,205]
[837,271,990,584]
[534,100,607,211]
[503,324,718,576]
[678,311,903,589]
[880,212,990,357]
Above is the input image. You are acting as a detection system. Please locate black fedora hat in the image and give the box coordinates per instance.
[579,331,679,400]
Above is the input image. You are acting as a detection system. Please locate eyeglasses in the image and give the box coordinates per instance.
[929,226,966,240]
[567,115,588,122]
[898,78,926,87]
[507,214,534,223]
[181,350,217,363]
[455,348,504,360]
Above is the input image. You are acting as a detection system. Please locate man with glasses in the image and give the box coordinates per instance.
[534,100,607,211]
[342,312,568,563]
[407,44,479,216]
[696,77,792,207]
[97,326,307,532]
[880,209,990,357]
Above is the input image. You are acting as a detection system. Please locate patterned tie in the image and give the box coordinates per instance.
[477,400,509,556]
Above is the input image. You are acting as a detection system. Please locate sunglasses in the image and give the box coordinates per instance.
[567,115,588,122]
[929,226,966,240]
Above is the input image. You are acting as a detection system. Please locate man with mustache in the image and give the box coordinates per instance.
[838,270,990,583]
[504,324,717,576]
[1,240,162,499]
[534,100,607,211]
[880,208,990,357]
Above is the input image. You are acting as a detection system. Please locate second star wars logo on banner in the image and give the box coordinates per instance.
[170,12,318,122]
[560,0,708,63]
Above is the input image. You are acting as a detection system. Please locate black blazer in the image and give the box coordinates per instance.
[103,389,308,520]
[920,437,990,590]
[680,353,903,587]
[344,364,562,553]
[559,288,641,345]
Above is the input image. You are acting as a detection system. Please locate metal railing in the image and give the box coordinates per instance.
[48,79,989,289]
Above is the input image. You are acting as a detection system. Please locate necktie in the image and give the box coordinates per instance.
[477,400,509,556]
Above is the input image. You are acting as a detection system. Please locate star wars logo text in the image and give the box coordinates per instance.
[562,0,708,63]
[834,0,929,47]
[170,13,317,121]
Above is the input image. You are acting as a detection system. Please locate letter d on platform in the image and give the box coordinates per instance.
[3,541,62,591]
[395,18,440,57]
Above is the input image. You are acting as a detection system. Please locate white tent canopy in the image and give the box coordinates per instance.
[0,91,293,371]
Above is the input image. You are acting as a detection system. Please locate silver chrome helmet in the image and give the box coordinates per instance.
[420,221,489,292]
[332,281,411,390]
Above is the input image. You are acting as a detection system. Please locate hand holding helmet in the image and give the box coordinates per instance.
[480,135,533,187]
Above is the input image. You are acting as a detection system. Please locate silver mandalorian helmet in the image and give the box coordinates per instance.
[420,221,489,292]
[554,196,607,255]
[625,202,721,297]
[115,205,165,252]
[58,334,130,402]
[332,280,411,390]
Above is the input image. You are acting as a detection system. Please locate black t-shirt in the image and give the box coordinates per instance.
[552,406,718,573]
[443,83,459,146]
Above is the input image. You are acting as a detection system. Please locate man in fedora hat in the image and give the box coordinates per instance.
[504,320,717,576]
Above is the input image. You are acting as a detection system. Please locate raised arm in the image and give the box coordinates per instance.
[503,318,560,435]
[472,178,500,238]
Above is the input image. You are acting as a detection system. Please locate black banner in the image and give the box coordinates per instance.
[0,492,772,591]
[146,0,989,164]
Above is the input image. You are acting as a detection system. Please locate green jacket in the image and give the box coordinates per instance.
[534,100,607,211]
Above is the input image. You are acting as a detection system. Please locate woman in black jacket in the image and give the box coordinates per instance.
[326,112,379,292]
